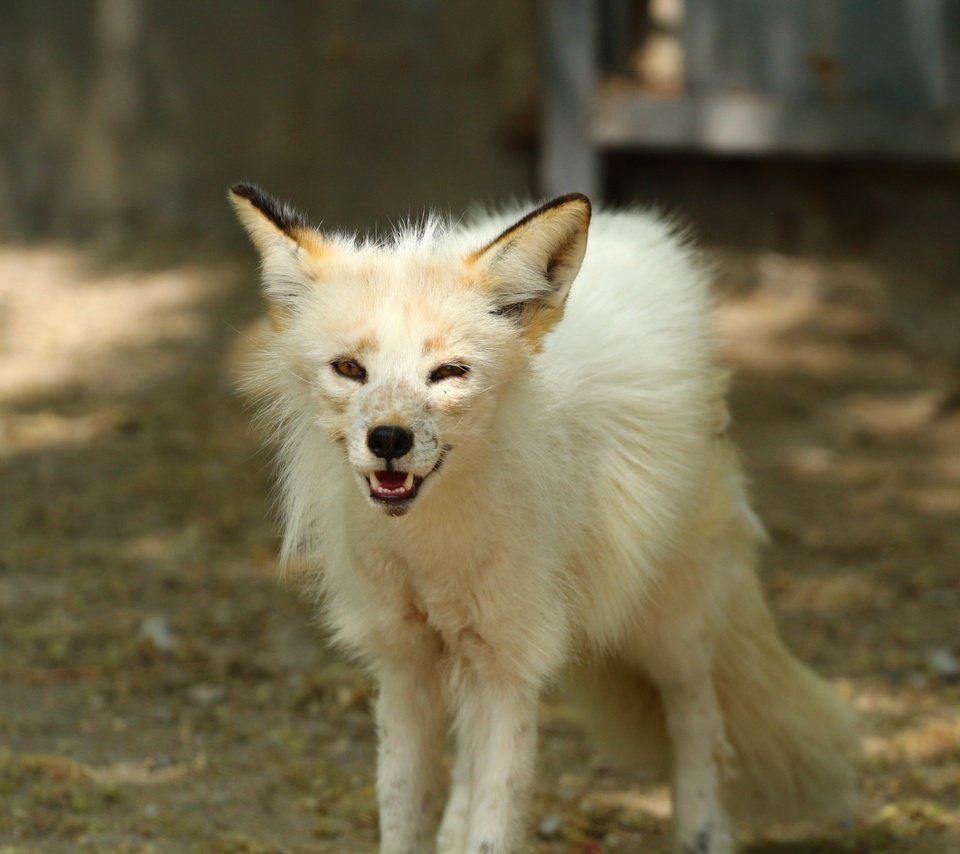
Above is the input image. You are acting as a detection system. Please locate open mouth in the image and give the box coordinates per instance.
[364,450,448,511]
[367,470,422,503]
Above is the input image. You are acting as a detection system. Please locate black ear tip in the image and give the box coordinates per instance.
[227,182,307,234]
[229,181,260,201]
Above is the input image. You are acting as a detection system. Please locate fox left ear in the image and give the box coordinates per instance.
[228,183,330,323]
[469,193,591,345]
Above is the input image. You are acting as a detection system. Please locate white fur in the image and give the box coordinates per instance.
[232,190,858,854]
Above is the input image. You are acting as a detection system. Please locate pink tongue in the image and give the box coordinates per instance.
[376,471,408,489]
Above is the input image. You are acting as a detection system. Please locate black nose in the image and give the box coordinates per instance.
[367,425,414,461]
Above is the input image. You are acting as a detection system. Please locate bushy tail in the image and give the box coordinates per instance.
[562,586,857,828]
[712,583,858,826]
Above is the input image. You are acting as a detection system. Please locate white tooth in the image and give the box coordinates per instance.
[369,472,381,489]
[403,471,415,490]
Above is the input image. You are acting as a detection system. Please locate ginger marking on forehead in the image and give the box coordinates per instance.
[423,334,449,355]
[352,334,380,354]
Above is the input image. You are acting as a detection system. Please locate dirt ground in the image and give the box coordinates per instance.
[0,238,958,853]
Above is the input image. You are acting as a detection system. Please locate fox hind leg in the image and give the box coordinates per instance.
[644,638,737,854]
[661,673,736,854]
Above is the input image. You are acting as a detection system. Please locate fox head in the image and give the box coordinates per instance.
[230,184,590,516]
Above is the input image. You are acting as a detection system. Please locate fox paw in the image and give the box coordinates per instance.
[678,823,737,854]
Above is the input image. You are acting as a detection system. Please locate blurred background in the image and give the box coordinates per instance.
[1,1,958,852]
[3,0,960,353]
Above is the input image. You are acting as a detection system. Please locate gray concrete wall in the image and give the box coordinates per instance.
[0,0,540,240]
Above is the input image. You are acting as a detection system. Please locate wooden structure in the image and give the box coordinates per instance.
[542,0,960,199]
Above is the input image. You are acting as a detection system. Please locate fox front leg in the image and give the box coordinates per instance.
[375,655,447,854]
[436,747,471,854]
[455,679,539,854]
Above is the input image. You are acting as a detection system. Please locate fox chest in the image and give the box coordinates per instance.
[387,548,489,635]
[348,533,503,644]
[337,517,570,682]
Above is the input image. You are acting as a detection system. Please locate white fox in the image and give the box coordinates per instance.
[230,185,857,854]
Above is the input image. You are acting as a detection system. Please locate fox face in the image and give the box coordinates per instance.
[230,184,590,515]
[294,267,510,515]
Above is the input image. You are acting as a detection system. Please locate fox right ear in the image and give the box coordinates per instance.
[228,183,330,320]
[228,182,309,255]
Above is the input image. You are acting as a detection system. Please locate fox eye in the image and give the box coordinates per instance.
[429,363,470,383]
[331,358,367,382]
